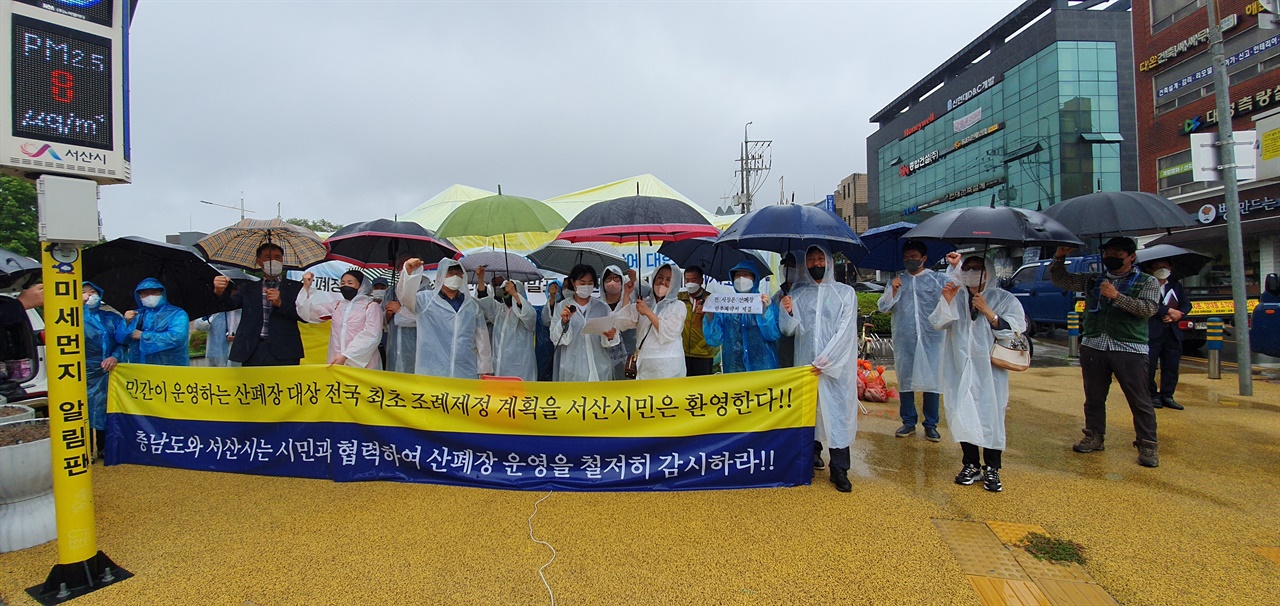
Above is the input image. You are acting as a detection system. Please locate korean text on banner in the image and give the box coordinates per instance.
[106,365,818,491]
[703,293,763,315]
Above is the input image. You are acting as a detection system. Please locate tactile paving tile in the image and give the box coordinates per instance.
[1253,546,1280,566]
[966,576,1051,606]
[1034,579,1119,606]
[986,521,1049,545]
[933,519,1030,581]
[1010,548,1095,583]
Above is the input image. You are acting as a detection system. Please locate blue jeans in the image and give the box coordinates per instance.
[900,391,940,429]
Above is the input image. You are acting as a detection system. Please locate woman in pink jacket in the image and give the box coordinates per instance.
[297,269,385,369]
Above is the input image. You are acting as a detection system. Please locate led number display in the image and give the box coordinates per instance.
[14,0,113,28]
[11,14,112,150]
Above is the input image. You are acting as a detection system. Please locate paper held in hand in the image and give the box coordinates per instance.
[581,315,617,335]
[704,293,763,315]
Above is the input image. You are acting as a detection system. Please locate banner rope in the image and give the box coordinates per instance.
[528,490,557,606]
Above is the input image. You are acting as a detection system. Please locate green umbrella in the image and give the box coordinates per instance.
[436,187,567,276]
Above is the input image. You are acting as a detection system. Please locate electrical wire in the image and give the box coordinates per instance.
[528,490,557,606]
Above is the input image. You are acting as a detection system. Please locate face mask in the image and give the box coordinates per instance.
[1102,256,1126,272]
[340,286,358,301]
[604,281,622,295]
[575,285,594,299]
[684,282,701,294]
[1152,268,1171,280]
[808,266,825,281]
[85,294,101,308]
[734,277,754,293]
[654,284,669,298]
[371,290,386,301]
[960,270,983,289]
[903,259,924,272]
[140,295,162,308]
[443,275,465,291]
[261,260,283,277]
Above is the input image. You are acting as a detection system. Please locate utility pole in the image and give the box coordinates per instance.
[736,122,772,213]
[1206,0,1253,396]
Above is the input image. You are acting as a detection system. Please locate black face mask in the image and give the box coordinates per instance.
[808,266,825,281]
[903,259,924,272]
[1102,257,1126,272]
[340,286,358,301]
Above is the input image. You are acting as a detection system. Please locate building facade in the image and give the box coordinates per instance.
[832,173,870,232]
[867,0,1138,231]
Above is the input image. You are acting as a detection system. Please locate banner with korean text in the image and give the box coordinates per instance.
[105,365,817,491]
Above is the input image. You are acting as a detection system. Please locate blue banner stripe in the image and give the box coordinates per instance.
[106,413,814,492]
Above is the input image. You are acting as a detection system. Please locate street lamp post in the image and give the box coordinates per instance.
[199,193,253,220]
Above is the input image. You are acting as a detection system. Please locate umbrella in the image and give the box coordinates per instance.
[196,218,327,271]
[436,190,567,277]
[716,203,868,261]
[325,219,461,269]
[83,237,227,318]
[212,264,260,284]
[458,249,543,284]
[1136,244,1213,278]
[902,206,1084,248]
[1042,191,1194,237]
[0,246,40,291]
[657,238,771,282]
[557,195,718,244]
[856,222,956,272]
[528,240,626,277]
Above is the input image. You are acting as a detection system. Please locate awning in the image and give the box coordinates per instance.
[1149,215,1280,247]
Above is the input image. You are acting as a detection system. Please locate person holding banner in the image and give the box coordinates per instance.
[476,269,538,381]
[703,260,779,374]
[82,281,125,452]
[297,269,384,369]
[877,241,949,442]
[616,262,688,380]
[779,246,858,493]
[119,278,190,366]
[550,264,620,382]
[398,257,493,378]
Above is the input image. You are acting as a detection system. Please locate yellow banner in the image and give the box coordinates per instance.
[109,365,817,439]
[1073,299,1260,315]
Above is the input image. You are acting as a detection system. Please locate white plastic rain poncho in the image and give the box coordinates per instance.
[928,257,1025,451]
[399,259,493,379]
[386,275,431,374]
[478,280,538,381]
[703,260,780,373]
[194,311,241,367]
[614,262,688,380]
[296,275,384,369]
[549,290,620,383]
[778,246,859,449]
[118,278,190,366]
[877,267,948,392]
[601,265,636,380]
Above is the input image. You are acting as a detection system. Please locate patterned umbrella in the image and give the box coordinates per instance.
[196,218,327,271]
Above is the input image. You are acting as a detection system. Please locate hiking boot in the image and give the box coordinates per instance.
[1072,430,1105,453]
[1135,440,1160,468]
[924,427,941,442]
[1161,396,1184,411]
[894,424,916,438]
[982,467,1003,492]
[954,464,983,486]
[829,468,852,493]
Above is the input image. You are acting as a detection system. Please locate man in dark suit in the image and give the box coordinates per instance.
[1145,259,1192,411]
[212,243,305,366]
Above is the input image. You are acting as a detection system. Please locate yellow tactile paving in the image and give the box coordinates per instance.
[1010,548,1094,583]
[1253,546,1280,566]
[1035,579,1120,606]
[986,521,1049,545]
[934,519,1031,581]
[967,576,1051,606]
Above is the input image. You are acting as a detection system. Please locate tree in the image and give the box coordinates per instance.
[286,217,343,233]
[0,176,38,258]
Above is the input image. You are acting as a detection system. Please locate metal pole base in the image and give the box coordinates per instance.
[1068,336,1080,358]
[25,551,132,606]
[1208,350,1222,380]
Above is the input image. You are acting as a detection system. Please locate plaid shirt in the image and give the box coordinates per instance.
[1049,259,1158,355]
[261,278,279,339]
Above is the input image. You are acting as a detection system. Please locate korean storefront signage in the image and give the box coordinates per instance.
[1179,82,1280,134]
[1140,13,1239,72]
[947,76,997,111]
[1157,33,1280,99]
[1193,196,1280,225]
[902,177,1007,215]
[953,107,983,133]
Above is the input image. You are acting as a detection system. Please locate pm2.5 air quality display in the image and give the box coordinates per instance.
[10,13,113,150]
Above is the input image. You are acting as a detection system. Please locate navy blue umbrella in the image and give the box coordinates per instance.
[716,204,868,262]
[657,238,772,282]
[857,222,956,272]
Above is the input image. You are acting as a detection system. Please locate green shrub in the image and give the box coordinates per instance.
[189,330,207,358]
[856,292,892,336]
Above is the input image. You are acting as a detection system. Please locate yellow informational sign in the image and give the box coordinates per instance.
[1263,128,1280,162]
[41,244,98,564]
[1073,299,1260,315]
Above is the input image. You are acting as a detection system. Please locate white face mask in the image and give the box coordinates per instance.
[1152,268,1171,280]
[575,285,594,299]
[442,275,465,291]
[960,270,984,289]
[85,294,101,308]
[371,290,386,301]
[654,284,669,298]
[734,277,754,293]
[140,294,162,308]
[261,260,283,277]
[604,281,622,295]
[684,282,701,294]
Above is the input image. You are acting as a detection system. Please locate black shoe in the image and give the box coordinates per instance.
[983,467,1003,492]
[924,427,941,442]
[829,468,852,492]
[1161,396,1184,411]
[954,464,983,486]
[1151,398,1164,409]
[813,452,825,469]
[894,424,916,438]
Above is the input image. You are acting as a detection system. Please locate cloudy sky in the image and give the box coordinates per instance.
[101,0,1023,240]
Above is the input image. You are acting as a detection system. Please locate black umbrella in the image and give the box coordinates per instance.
[1136,244,1212,279]
[1042,191,1194,236]
[0,246,40,291]
[657,238,772,282]
[902,206,1084,248]
[716,203,868,262]
[325,219,461,270]
[83,237,226,318]
[557,195,719,274]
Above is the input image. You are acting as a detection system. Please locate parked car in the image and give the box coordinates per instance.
[1004,255,1100,337]
[23,307,47,403]
[0,292,44,407]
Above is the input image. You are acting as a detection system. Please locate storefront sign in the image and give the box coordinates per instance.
[1179,82,1280,134]
[1157,33,1280,99]
[899,149,940,177]
[947,76,997,111]
[953,107,983,133]
[1193,196,1280,225]
[902,177,1007,215]
[1140,13,1239,72]
[954,123,1001,150]
[1159,162,1193,179]
[903,113,936,139]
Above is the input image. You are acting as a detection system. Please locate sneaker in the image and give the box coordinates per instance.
[954,464,983,486]
[894,424,916,438]
[1072,429,1105,453]
[1161,396,1184,411]
[829,468,852,492]
[924,427,941,442]
[983,467,1003,492]
[1134,440,1160,468]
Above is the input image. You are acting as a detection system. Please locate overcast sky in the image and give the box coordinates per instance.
[100,0,1023,240]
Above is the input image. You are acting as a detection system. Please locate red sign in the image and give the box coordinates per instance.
[903,113,936,139]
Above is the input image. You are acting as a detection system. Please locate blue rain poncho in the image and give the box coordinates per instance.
[118,278,190,366]
[928,258,1026,450]
[397,259,493,379]
[876,267,948,392]
[614,262,688,380]
[703,260,780,373]
[83,281,125,430]
[778,246,859,449]
[478,280,538,381]
[549,289,620,382]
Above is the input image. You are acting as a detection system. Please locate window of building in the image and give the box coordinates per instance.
[1151,0,1204,35]
[1156,149,1211,197]
[1152,25,1280,116]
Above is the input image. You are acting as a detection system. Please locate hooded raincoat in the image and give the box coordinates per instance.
[703,260,780,373]
[386,275,431,374]
[118,278,190,366]
[297,276,384,369]
[928,258,1024,450]
[478,281,538,381]
[198,311,241,367]
[84,281,125,430]
[600,265,636,380]
[549,286,620,382]
[615,262,688,380]
[778,246,859,448]
[398,259,493,379]
[876,266,948,392]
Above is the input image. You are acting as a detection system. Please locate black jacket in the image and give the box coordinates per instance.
[1149,279,1192,343]
[222,279,305,363]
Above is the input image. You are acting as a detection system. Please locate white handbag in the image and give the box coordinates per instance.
[990,333,1031,372]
